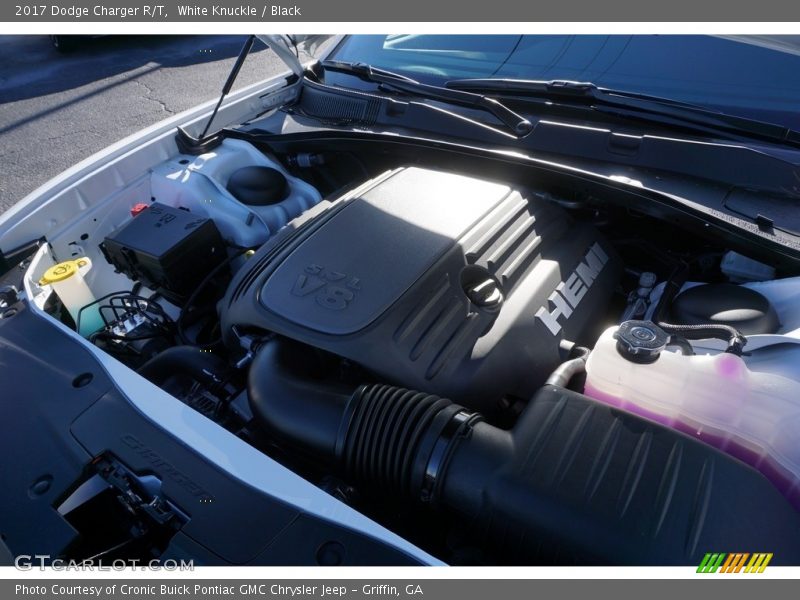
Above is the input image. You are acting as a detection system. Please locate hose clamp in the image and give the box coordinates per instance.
[420,409,477,505]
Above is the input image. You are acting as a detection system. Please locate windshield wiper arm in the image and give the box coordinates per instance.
[446,78,800,147]
[319,60,533,137]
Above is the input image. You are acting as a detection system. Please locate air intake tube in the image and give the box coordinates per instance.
[248,339,800,565]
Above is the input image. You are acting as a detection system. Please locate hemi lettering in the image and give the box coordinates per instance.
[560,273,587,307]
[576,243,608,286]
[535,243,609,336]
[535,289,574,336]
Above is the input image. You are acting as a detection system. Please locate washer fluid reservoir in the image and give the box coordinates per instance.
[584,322,800,510]
[39,257,103,337]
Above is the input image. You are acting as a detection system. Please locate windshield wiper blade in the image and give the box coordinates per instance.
[319,60,420,84]
[319,60,533,137]
[446,78,800,147]
[448,78,600,97]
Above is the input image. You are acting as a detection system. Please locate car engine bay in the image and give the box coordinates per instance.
[20,135,800,564]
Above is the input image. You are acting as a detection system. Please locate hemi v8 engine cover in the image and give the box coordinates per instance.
[221,167,621,411]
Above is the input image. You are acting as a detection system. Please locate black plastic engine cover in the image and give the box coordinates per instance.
[222,167,620,411]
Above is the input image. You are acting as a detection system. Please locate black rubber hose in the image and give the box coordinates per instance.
[657,321,747,354]
[137,345,228,389]
[247,339,475,492]
[338,384,472,500]
[248,341,353,459]
[545,346,590,388]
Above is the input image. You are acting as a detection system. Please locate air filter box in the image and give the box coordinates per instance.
[100,203,226,305]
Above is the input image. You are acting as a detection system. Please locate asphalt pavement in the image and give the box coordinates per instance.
[0,35,289,215]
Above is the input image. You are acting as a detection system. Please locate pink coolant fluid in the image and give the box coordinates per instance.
[583,327,800,510]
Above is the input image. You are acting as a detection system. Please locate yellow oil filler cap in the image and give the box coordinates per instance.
[39,258,90,285]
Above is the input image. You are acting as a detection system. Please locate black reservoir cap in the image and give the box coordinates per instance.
[227,166,289,206]
[614,320,670,364]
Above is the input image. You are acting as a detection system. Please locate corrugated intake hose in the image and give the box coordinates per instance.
[337,385,476,503]
[247,338,800,565]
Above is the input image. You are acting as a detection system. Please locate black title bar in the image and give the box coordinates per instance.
[4,0,800,22]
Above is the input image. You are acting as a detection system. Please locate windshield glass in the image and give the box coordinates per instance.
[327,35,800,129]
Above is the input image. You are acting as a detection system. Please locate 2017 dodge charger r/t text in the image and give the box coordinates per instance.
[2,34,800,566]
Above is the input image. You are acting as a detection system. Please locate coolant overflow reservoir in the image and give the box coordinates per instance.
[584,324,800,510]
[39,258,103,337]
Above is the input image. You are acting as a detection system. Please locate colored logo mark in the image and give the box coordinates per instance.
[697,553,773,573]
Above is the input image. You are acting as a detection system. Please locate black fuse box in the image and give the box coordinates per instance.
[100,203,226,306]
